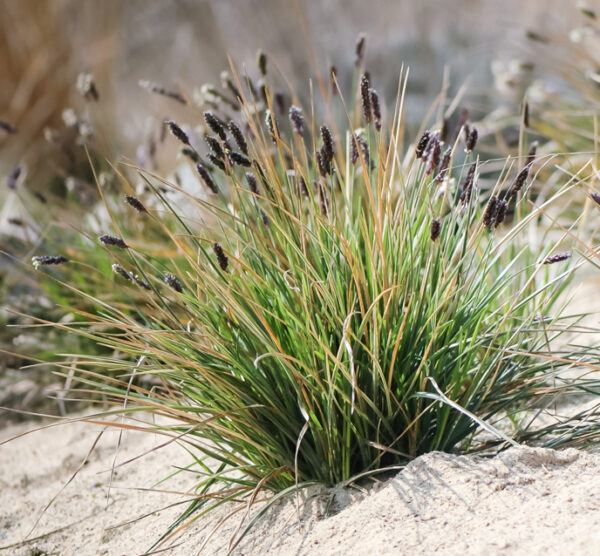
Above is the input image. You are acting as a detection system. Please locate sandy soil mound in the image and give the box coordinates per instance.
[1,417,599,555]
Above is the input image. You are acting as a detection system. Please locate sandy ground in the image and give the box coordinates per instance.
[1,414,600,556]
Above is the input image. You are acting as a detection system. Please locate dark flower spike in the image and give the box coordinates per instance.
[320,126,334,162]
[430,218,441,241]
[206,136,225,159]
[318,183,329,217]
[494,200,508,227]
[415,131,431,159]
[140,80,187,104]
[7,165,22,189]
[299,175,309,198]
[165,120,190,145]
[590,192,600,207]
[229,151,252,167]
[112,263,133,281]
[289,105,304,136]
[133,275,152,290]
[460,162,477,203]
[543,252,571,265]
[181,147,201,163]
[260,209,270,227]
[246,172,260,195]
[257,50,268,76]
[124,195,147,213]
[196,164,219,194]
[523,102,530,128]
[274,92,286,115]
[483,196,499,229]
[208,154,226,172]
[425,137,441,175]
[317,151,329,177]
[164,273,183,292]
[265,110,278,143]
[204,112,227,140]
[352,134,370,167]
[509,165,530,198]
[465,127,478,153]
[355,33,367,67]
[228,121,249,155]
[440,118,448,144]
[0,121,17,134]
[436,147,452,182]
[213,243,229,272]
[99,234,129,249]
[32,255,68,268]
[360,74,372,123]
[369,88,382,131]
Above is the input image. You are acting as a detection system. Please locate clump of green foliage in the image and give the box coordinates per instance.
[30,47,600,550]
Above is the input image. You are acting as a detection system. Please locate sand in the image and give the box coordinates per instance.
[1,414,600,556]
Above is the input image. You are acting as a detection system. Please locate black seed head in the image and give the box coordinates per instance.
[213,242,229,272]
[32,255,68,268]
[494,200,508,227]
[140,80,186,104]
[415,131,431,159]
[257,50,268,76]
[229,151,252,167]
[355,33,367,67]
[228,121,249,155]
[204,112,227,140]
[425,137,441,176]
[509,165,530,198]
[7,165,22,189]
[289,105,304,136]
[165,120,189,145]
[527,141,538,167]
[543,252,571,265]
[460,162,477,204]
[330,66,338,94]
[483,196,499,229]
[124,195,147,213]
[208,154,226,172]
[112,263,133,281]
[435,148,452,183]
[206,135,225,159]
[0,121,17,134]
[430,218,441,241]
[590,192,600,207]
[246,172,259,195]
[299,175,309,198]
[99,234,128,249]
[196,164,219,194]
[265,110,278,143]
[360,74,372,123]
[164,273,183,292]
[369,88,382,131]
[465,127,478,153]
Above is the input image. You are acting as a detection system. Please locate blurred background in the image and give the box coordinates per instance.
[0,0,596,422]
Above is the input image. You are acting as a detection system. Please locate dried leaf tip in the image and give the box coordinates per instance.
[164,273,183,292]
[124,194,147,213]
[165,120,190,145]
[543,252,571,265]
[98,234,129,249]
[213,242,229,272]
[32,255,68,268]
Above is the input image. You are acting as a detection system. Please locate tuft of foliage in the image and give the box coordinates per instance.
[30,58,600,550]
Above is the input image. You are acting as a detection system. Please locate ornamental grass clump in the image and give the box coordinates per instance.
[30,49,600,549]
